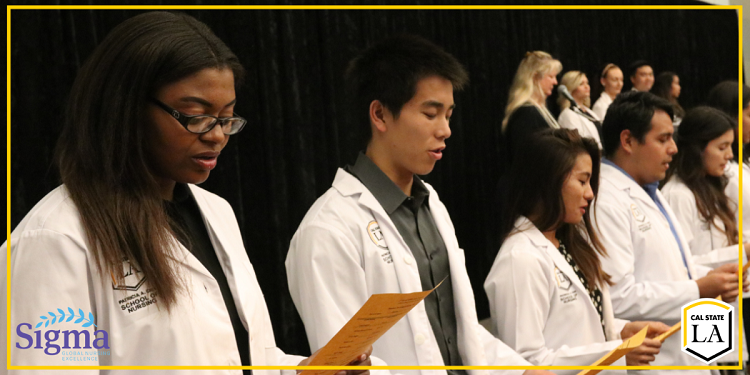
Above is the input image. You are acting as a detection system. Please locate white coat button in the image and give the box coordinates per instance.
[415,334,426,345]
[404,256,413,265]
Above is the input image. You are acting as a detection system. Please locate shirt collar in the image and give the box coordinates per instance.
[602,158,659,199]
[345,152,429,214]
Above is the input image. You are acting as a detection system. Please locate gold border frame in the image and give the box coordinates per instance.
[5,3,744,371]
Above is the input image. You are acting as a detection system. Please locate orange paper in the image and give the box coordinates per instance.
[655,322,681,343]
[576,325,649,375]
[300,281,443,375]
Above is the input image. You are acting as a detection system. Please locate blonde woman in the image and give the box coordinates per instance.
[557,71,603,150]
[500,51,562,168]
[592,63,623,121]
[497,51,562,236]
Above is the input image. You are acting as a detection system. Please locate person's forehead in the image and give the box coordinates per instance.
[648,110,673,134]
[637,66,653,74]
[412,76,454,103]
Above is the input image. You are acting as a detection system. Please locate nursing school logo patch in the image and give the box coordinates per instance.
[111,258,146,291]
[367,221,388,249]
[681,299,734,363]
[366,221,392,264]
[629,204,646,222]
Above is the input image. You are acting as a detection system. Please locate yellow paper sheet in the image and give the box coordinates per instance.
[300,281,442,375]
[576,325,649,375]
[656,322,681,343]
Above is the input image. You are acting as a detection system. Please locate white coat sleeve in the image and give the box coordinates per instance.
[484,249,621,373]
[285,223,394,375]
[4,229,99,373]
[476,323,535,370]
[592,200,700,321]
[664,187,744,269]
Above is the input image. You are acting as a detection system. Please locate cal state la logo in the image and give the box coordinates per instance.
[111,258,145,291]
[367,221,388,249]
[554,267,572,290]
[682,299,734,363]
[630,204,646,222]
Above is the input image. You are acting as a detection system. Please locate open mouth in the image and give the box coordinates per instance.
[192,153,219,170]
[429,147,445,160]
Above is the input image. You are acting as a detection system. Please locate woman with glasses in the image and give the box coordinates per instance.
[485,129,668,374]
[2,11,371,373]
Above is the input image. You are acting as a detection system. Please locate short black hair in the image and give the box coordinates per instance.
[627,60,652,78]
[344,34,469,145]
[601,91,674,158]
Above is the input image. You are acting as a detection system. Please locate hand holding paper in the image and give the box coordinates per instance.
[298,346,372,375]
[299,281,443,375]
[577,325,649,375]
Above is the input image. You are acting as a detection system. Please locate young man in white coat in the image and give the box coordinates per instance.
[285,35,552,375]
[592,90,745,375]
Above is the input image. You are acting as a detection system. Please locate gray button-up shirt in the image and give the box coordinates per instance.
[345,152,463,369]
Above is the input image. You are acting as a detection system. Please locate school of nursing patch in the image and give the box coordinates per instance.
[630,203,652,232]
[367,221,392,263]
[111,258,146,291]
[111,259,158,314]
[554,267,577,303]
[682,299,734,363]
[630,204,646,222]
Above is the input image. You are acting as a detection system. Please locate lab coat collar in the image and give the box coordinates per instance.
[601,162,663,216]
[514,217,590,298]
[333,168,393,217]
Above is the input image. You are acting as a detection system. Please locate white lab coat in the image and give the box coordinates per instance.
[592,93,614,121]
[484,217,627,375]
[558,107,603,150]
[662,177,745,269]
[286,169,530,375]
[592,163,712,375]
[1,185,302,375]
[661,177,748,363]
[725,161,750,242]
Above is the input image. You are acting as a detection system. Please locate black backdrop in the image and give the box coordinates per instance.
[9,2,740,356]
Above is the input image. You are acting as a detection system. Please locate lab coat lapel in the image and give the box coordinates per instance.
[517,218,591,308]
[602,164,697,279]
[600,286,620,341]
[332,169,423,294]
[188,185,266,364]
[657,189,698,278]
[427,184,488,369]
[519,217,614,341]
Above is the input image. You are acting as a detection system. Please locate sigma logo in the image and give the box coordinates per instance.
[681,299,734,363]
[15,308,110,361]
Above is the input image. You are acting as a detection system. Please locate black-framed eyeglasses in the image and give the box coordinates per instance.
[151,99,247,135]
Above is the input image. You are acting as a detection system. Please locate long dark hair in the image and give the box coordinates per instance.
[706,80,750,163]
[664,106,738,245]
[651,71,685,119]
[499,128,610,289]
[55,12,245,310]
